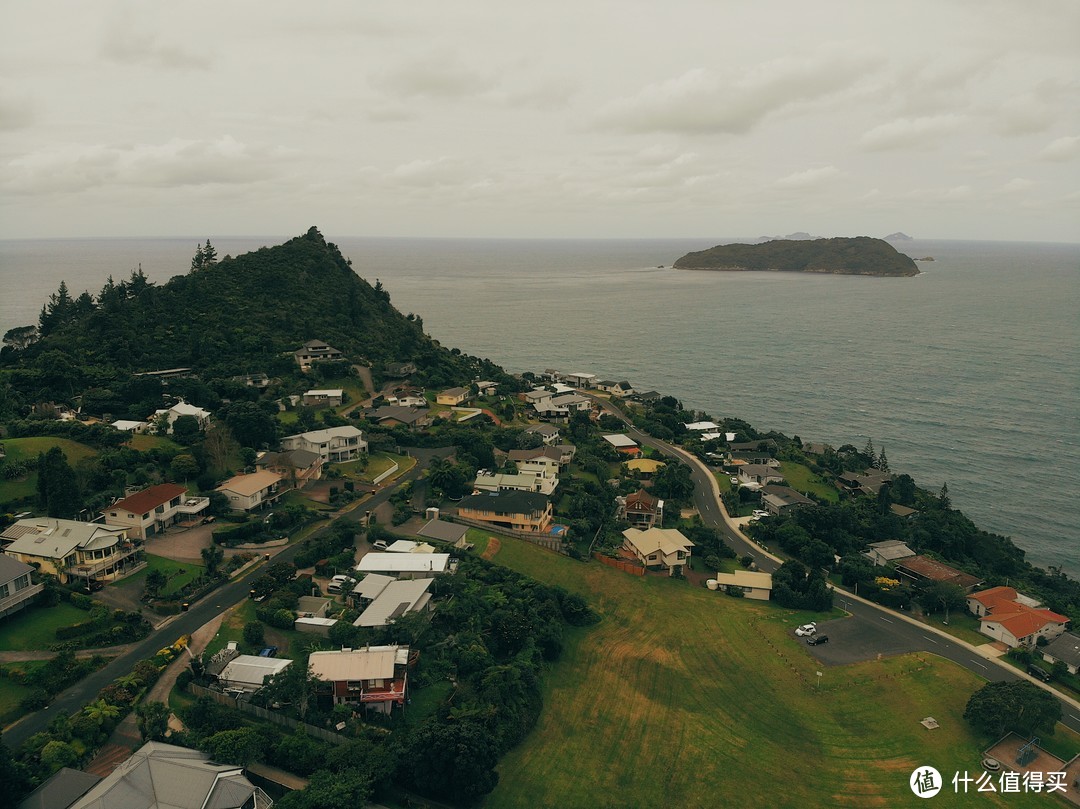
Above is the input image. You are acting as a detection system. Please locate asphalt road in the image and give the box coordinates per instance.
[592,395,1080,736]
[2,448,450,749]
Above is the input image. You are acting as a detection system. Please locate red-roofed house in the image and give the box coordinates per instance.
[103,484,210,539]
[616,489,664,529]
[967,586,1070,648]
[893,555,983,593]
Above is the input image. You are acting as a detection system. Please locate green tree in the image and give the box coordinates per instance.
[82,698,121,727]
[221,401,278,449]
[201,543,224,577]
[136,701,171,742]
[243,621,265,647]
[37,447,82,518]
[172,414,202,444]
[963,680,1061,737]
[144,569,168,600]
[204,727,264,767]
[300,767,373,807]
[170,453,200,482]
[39,739,78,772]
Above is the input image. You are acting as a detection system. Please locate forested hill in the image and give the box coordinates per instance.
[673,236,919,277]
[1,228,486,393]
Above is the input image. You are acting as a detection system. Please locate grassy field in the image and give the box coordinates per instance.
[124,434,182,452]
[0,436,98,504]
[0,660,50,724]
[479,539,1072,808]
[115,554,204,598]
[780,461,840,503]
[0,602,89,651]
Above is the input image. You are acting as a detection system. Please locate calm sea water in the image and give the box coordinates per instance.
[1,236,1078,576]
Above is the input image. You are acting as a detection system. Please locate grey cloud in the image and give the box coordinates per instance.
[1038,135,1080,162]
[0,91,34,131]
[774,166,840,189]
[100,22,211,70]
[859,115,964,151]
[372,53,496,99]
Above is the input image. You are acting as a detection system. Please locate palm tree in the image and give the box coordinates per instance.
[83,699,120,726]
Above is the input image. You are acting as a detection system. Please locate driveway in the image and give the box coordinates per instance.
[796,614,926,666]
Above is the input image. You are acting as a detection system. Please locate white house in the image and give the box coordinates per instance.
[217,654,293,693]
[353,578,435,627]
[473,470,558,496]
[564,372,596,388]
[302,389,344,407]
[355,553,454,579]
[103,483,209,539]
[281,425,367,463]
[0,555,42,620]
[714,570,773,601]
[2,518,140,586]
[152,401,211,434]
[621,527,693,575]
[215,470,283,512]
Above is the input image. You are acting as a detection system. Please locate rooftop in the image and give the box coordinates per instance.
[110,483,188,515]
[308,645,408,682]
[216,470,282,497]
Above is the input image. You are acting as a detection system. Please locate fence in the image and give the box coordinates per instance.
[187,684,350,745]
[372,461,400,485]
[593,553,645,576]
[451,515,566,554]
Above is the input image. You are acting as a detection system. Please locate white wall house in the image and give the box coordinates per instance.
[281,426,367,462]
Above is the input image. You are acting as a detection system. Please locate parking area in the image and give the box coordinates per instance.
[798,615,927,666]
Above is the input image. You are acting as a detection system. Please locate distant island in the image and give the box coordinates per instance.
[672,236,920,277]
[884,231,914,241]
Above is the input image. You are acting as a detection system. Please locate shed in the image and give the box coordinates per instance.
[294,616,339,637]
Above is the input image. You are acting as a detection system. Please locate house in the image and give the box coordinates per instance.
[3,518,141,586]
[520,388,554,405]
[257,448,324,485]
[295,616,338,636]
[364,405,432,429]
[68,741,272,809]
[524,423,561,445]
[475,380,498,396]
[217,654,293,693]
[564,372,596,388]
[232,372,270,389]
[760,485,813,516]
[132,367,194,381]
[296,595,334,618]
[473,470,557,496]
[625,458,666,478]
[728,450,777,466]
[737,464,784,487]
[302,388,344,407]
[457,490,554,533]
[634,390,661,403]
[17,766,101,809]
[1042,632,1080,675]
[864,539,916,566]
[715,570,773,601]
[597,380,635,397]
[308,645,410,713]
[533,393,591,421]
[353,578,435,627]
[294,339,343,370]
[838,469,895,496]
[436,386,471,406]
[684,421,721,432]
[893,555,983,592]
[889,503,920,519]
[355,552,453,579]
[281,426,367,463]
[416,519,469,547]
[103,483,209,539]
[621,527,693,575]
[615,489,664,529]
[386,388,427,407]
[603,434,641,457]
[728,439,779,453]
[508,446,567,468]
[351,573,397,607]
[109,419,148,433]
[385,361,417,378]
[965,585,1069,648]
[152,400,211,434]
[0,555,42,620]
[215,470,283,512]
[385,540,437,554]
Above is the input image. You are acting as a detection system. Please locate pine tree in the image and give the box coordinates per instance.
[878,446,890,473]
[863,438,877,468]
[939,481,951,510]
[190,244,205,272]
[202,239,217,264]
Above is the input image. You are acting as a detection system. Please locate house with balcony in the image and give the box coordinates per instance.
[152,400,211,434]
[760,485,814,516]
[2,518,141,586]
[457,490,553,534]
[0,555,43,619]
[281,425,367,463]
[436,386,471,406]
[524,423,561,446]
[616,489,664,529]
[216,470,283,512]
[294,339,343,370]
[308,645,410,714]
[103,483,209,539]
[302,388,344,407]
[622,527,694,575]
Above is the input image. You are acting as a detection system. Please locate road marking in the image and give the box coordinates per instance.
[1070,715,1080,723]
[972,661,986,669]
[921,636,938,644]
[879,617,893,624]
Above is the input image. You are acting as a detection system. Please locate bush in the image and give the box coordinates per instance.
[243,621,265,647]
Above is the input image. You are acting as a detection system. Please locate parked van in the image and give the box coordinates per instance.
[1027,665,1052,683]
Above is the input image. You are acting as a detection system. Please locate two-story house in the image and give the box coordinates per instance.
[301,388,344,407]
[308,645,410,714]
[436,386,471,406]
[615,489,664,529]
[294,339,343,370]
[2,518,141,586]
[621,527,694,575]
[0,555,43,619]
[152,401,212,434]
[281,425,367,463]
[103,483,209,539]
[457,490,553,533]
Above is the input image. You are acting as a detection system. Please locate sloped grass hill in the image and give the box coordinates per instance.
[11,228,428,378]
[673,236,919,277]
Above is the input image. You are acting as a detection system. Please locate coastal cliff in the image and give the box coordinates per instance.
[673,236,920,277]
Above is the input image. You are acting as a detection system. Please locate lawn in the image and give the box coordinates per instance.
[339,451,414,483]
[0,660,50,723]
[115,554,205,598]
[779,460,840,503]
[0,602,89,651]
[0,436,98,505]
[478,539,1068,809]
[124,434,182,452]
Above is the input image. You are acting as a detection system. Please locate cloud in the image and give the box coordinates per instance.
[859,114,965,150]
[994,178,1034,195]
[1038,135,1080,162]
[0,90,33,131]
[594,49,875,135]
[4,136,291,195]
[774,165,840,189]
[100,19,211,70]
[372,52,496,99]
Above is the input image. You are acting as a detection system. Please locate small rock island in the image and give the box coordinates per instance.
[672,236,920,277]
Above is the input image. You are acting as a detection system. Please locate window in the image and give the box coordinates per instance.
[0,584,8,599]
[346,680,362,690]
[13,575,29,591]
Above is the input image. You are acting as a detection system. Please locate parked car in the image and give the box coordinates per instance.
[258,646,279,657]
[373,540,388,550]
[807,635,829,646]
[1027,665,1052,682]
[752,510,770,518]
[795,623,817,636]
[730,477,739,485]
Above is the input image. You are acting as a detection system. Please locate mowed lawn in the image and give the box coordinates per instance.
[779,460,839,503]
[482,539,1066,809]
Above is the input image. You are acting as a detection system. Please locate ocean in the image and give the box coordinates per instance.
[1,236,1077,577]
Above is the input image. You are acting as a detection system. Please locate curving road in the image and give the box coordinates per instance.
[591,394,1080,736]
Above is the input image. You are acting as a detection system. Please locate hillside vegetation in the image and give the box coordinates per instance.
[673,236,919,277]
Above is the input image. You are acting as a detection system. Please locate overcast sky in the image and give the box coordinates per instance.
[2,1,1078,242]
